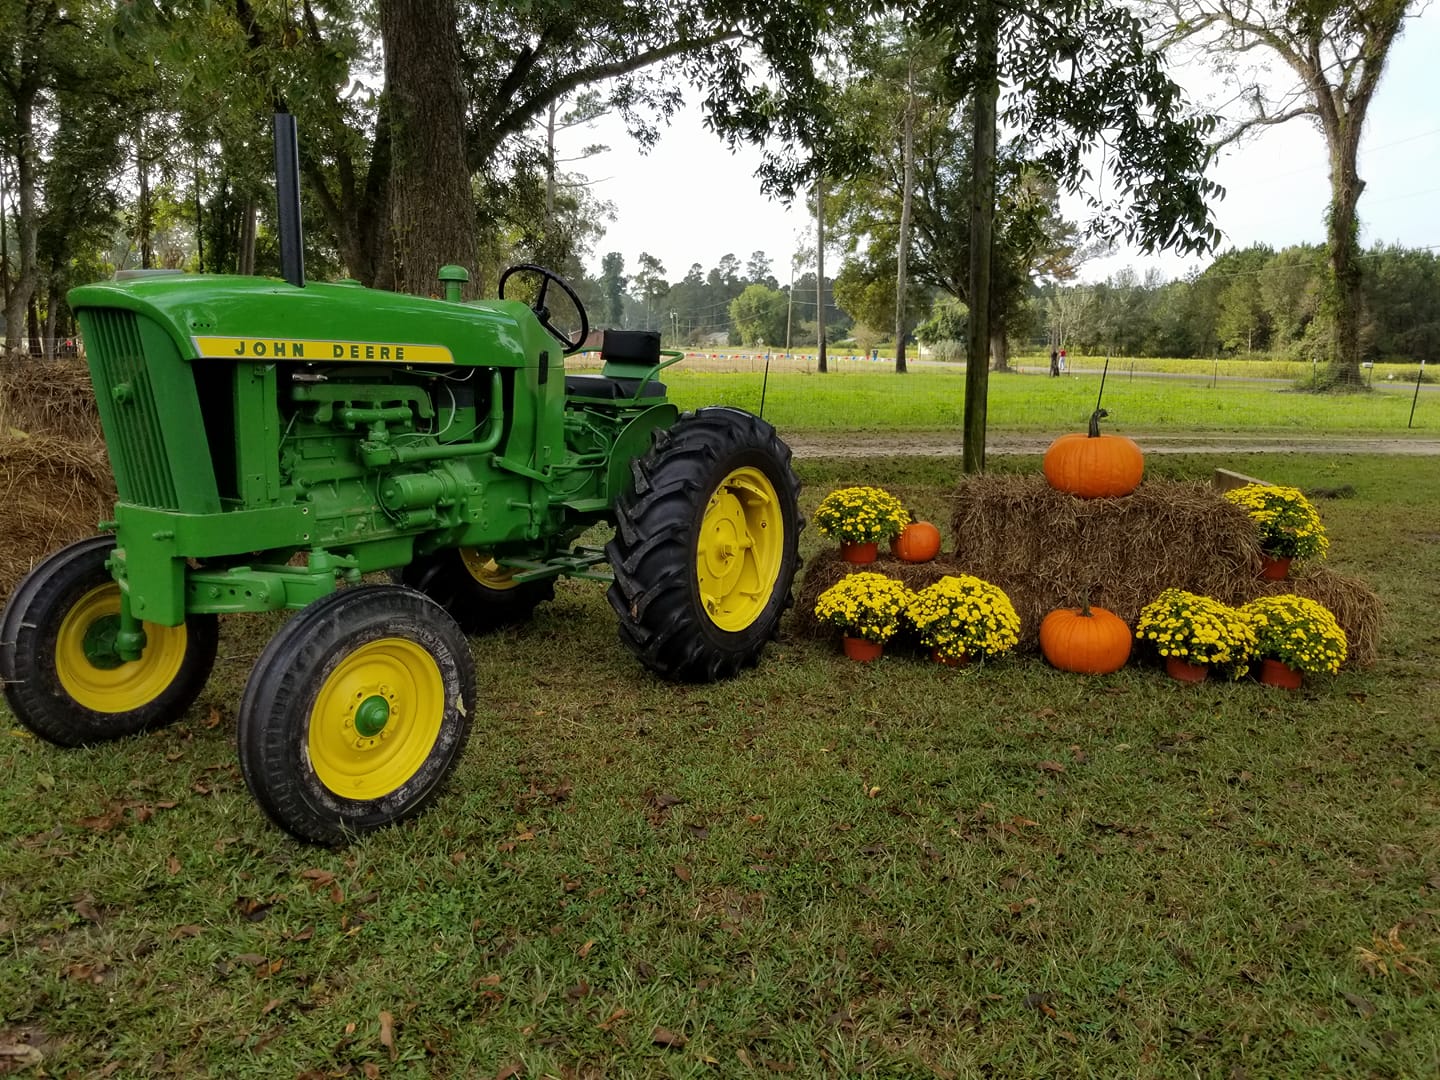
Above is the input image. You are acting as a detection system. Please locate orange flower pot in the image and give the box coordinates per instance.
[842,636,883,662]
[1258,658,1303,689]
[1259,555,1292,581]
[932,649,969,667]
[840,542,878,565]
[1165,656,1208,683]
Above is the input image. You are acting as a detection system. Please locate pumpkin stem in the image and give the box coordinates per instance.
[1089,356,1112,435]
[1080,587,1093,618]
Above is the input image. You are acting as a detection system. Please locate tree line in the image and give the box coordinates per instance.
[1,0,1425,408]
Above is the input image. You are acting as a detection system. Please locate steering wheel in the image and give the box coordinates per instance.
[497,263,590,355]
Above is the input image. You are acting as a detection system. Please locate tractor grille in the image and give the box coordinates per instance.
[86,309,180,510]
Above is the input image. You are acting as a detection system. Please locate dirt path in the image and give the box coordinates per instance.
[785,431,1440,458]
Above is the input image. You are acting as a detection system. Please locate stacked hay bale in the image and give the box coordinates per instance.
[0,361,113,602]
[795,474,1382,668]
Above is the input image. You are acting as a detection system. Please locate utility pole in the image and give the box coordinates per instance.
[785,254,795,351]
[894,43,915,375]
[816,176,827,373]
[962,0,998,473]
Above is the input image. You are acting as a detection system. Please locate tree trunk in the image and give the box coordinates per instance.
[1326,126,1365,388]
[42,284,58,360]
[3,94,39,360]
[990,322,1008,372]
[379,0,479,297]
[962,0,998,474]
[237,198,257,275]
[893,51,915,376]
[27,296,41,357]
[137,122,152,270]
[816,176,827,373]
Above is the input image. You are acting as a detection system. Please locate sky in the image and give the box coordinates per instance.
[557,6,1440,286]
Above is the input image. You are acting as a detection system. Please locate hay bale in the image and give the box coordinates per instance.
[0,432,115,602]
[793,476,1382,669]
[0,359,101,440]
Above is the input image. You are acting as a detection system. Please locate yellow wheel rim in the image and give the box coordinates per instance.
[55,584,189,713]
[459,548,519,591]
[307,637,446,800]
[697,466,784,632]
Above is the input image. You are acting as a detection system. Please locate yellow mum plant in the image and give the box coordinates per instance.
[813,573,914,644]
[1240,595,1347,675]
[904,574,1020,662]
[1135,588,1258,678]
[1223,484,1329,561]
[813,486,911,544]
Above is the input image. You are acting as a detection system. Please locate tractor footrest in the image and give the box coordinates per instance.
[564,374,666,401]
[498,546,613,584]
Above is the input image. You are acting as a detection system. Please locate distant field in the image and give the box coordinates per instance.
[657,366,1435,435]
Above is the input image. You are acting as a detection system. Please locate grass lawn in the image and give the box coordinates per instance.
[1,453,1437,1078]
[661,369,1438,437]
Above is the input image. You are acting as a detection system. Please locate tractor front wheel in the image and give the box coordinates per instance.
[606,407,802,682]
[236,585,475,845]
[0,536,218,746]
[394,548,554,634]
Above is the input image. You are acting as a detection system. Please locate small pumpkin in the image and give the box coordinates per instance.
[1043,408,1144,498]
[891,521,942,562]
[1039,598,1132,674]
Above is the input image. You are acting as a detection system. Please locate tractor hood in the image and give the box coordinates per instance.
[68,274,547,368]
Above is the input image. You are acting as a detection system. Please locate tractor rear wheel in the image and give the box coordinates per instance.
[236,585,475,845]
[394,548,554,634]
[0,536,218,747]
[606,407,802,682]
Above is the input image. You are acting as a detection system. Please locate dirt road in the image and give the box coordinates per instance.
[785,431,1440,458]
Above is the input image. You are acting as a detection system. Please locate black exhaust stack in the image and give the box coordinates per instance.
[273,112,305,288]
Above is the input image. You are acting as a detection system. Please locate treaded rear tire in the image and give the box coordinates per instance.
[606,407,802,682]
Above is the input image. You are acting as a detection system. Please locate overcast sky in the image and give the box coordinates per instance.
[558,6,1440,286]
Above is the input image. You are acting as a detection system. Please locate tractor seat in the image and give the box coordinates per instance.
[600,329,661,366]
[564,374,667,400]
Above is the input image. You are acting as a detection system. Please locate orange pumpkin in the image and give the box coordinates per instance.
[1039,601,1132,674]
[891,521,942,562]
[1043,408,1144,498]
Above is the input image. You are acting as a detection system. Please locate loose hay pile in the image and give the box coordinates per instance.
[0,361,113,602]
[794,475,1381,668]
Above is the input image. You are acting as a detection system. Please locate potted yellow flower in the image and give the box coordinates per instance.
[1135,588,1257,682]
[813,572,914,661]
[904,574,1020,666]
[1240,595,1347,689]
[1222,484,1329,579]
[813,486,911,565]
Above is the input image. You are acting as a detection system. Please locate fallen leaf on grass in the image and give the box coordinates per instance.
[565,981,591,1001]
[0,1042,43,1066]
[673,864,692,883]
[62,961,108,983]
[1037,760,1066,774]
[166,856,181,875]
[651,793,684,810]
[598,1008,630,1031]
[651,1026,687,1048]
[379,1009,396,1061]
[865,785,881,798]
[495,1065,523,1080]
[1024,991,1058,1019]
[299,868,336,889]
[1342,991,1377,1018]
[261,998,283,1015]
[204,707,223,730]
[577,939,596,959]
[362,1064,380,1080]
[79,802,126,831]
[170,924,204,939]
[1355,925,1429,978]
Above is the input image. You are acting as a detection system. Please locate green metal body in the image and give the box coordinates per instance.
[69,272,679,632]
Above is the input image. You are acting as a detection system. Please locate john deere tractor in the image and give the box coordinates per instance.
[0,118,801,845]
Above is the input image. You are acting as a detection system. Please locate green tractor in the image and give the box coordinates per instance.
[0,119,802,845]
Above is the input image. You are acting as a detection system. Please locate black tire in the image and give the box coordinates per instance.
[394,548,555,634]
[236,585,475,845]
[606,407,803,682]
[0,535,218,747]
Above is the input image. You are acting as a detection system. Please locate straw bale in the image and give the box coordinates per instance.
[0,359,102,440]
[0,432,115,602]
[793,475,1381,669]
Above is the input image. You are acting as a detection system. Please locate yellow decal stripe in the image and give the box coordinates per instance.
[192,336,454,364]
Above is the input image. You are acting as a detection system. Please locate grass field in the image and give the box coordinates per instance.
[659,368,1437,436]
[2,452,1437,1078]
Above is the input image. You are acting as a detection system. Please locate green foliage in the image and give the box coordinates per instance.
[728,283,788,346]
